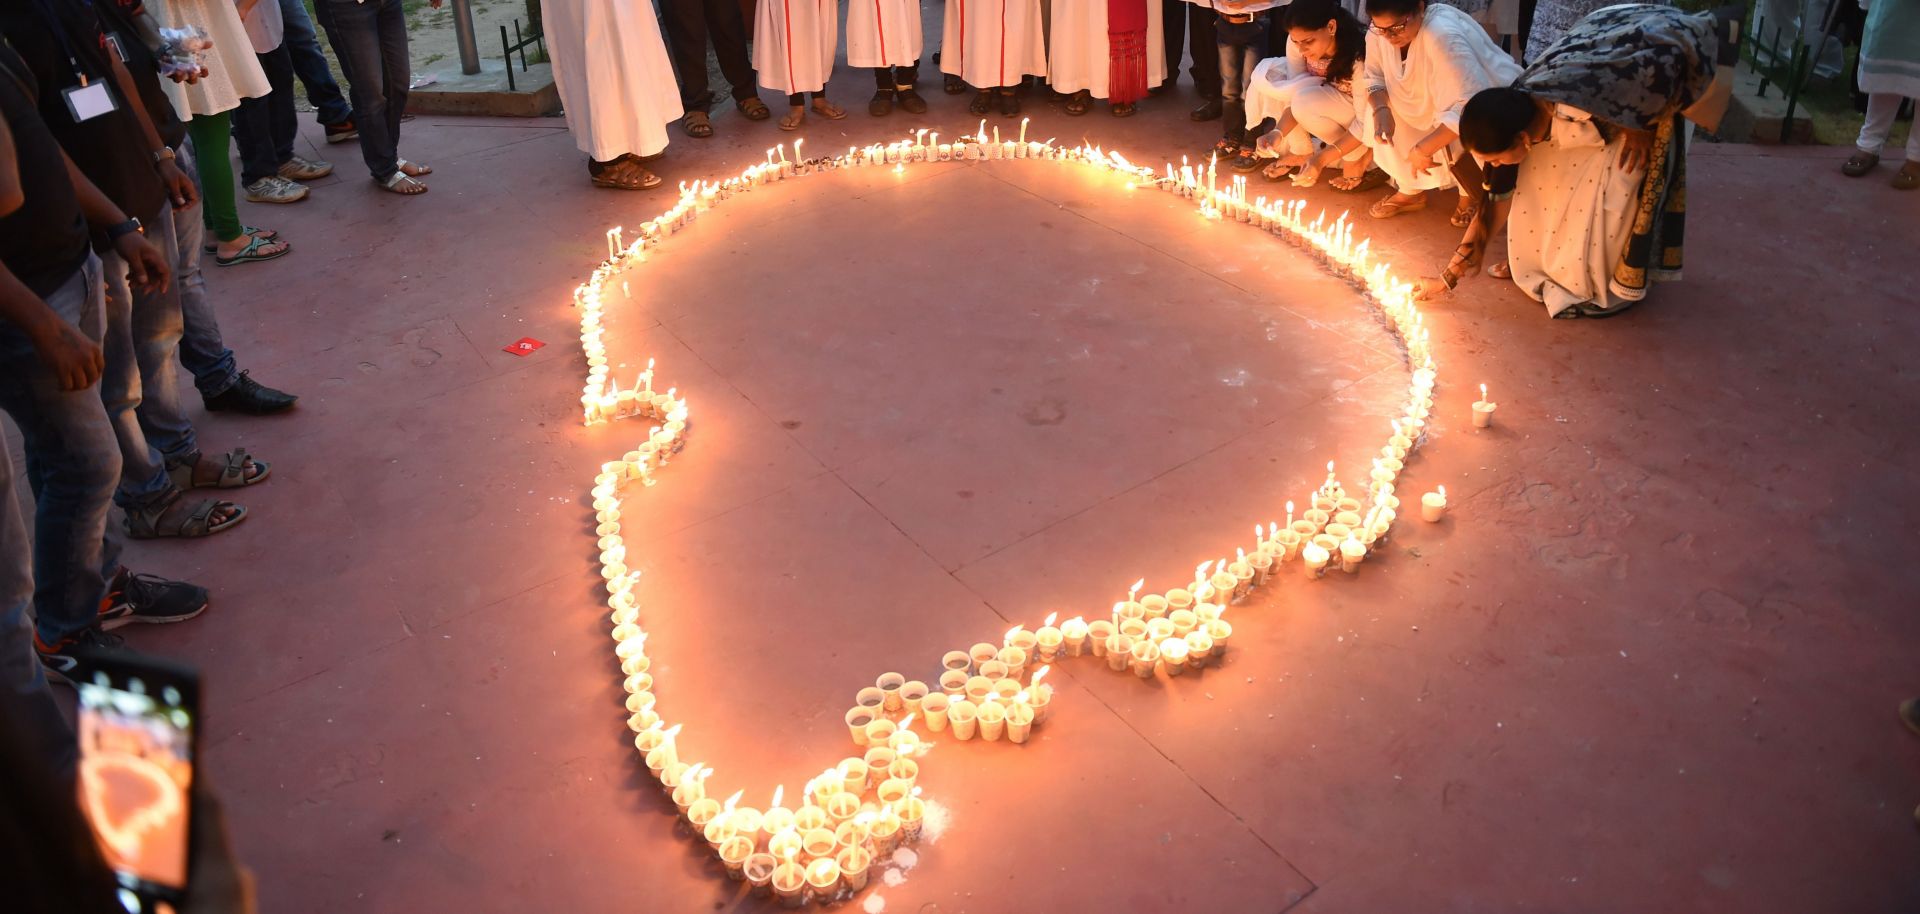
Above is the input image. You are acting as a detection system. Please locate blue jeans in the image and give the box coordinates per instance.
[172,140,240,398]
[1216,14,1268,144]
[100,204,196,510]
[0,254,122,650]
[231,43,298,185]
[316,0,411,181]
[0,442,77,777]
[281,0,353,125]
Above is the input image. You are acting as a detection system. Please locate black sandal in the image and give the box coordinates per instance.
[588,158,662,190]
[944,74,967,95]
[1110,101,1137,118]
[997,89,1020,116]
[1064,90,1091,116]
[969,90,993,115]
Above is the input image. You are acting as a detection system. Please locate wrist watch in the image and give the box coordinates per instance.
[106,218,144,241]
[152,147,176,164]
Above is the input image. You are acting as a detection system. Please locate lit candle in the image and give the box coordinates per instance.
[947,698,979,740]
[1421,485,1447,522]
[1302,539,1331,577]
[1034,612,1064,662]
[1160,637,1191,675]
[1060,615,1089,656]
[837,846,873,891]
[1473,383,1497,428]
[1028,667,1053,722]
[1340,536,1367,573]
[1129,638,1161,679]
[1007,694,1036,743]
[771,851,806,906]
[976,699,1008,741]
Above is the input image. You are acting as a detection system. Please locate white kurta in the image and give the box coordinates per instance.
[940,0,1049,89]
[1362,3,1520,191]
[1506,105,1645,317]
[756,0,840,94]
[1046,0,1166,98]
[150,0,271,119]
[1245,43,1312,130]
[848,0,924,68]
[546,0,684,161]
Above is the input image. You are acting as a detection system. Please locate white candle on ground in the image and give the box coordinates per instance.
[1473,383,1498,428]
[1422,485,1448,522]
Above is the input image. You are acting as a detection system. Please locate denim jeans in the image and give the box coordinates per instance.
[171,140,240,398]
[316,0,412,181]
[1215,14,1269,144]
[0,254,122,650]
[100,204,196,510]
[280,0,353,125]
[0,443,77,777]
[231,44,298,185]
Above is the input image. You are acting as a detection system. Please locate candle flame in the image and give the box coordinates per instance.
[900,713,916,732]
[1438,485,1447,498]
[1015,690,1029,703]
[1286,499,1295,515]
[1031,666,1051,688]
[1129,578,1145,598]
[1005,625,1023,642]
[911,786,923,797]
[662,723,683,742]
[770,784,784,808]
[1480,382,1488,401]
[1043,611,1058,627]
[1236,547,1247,561]
[723,789,743,811]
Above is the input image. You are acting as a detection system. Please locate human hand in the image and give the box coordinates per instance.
[1253,130,1283,158]
[1374,107,1395,145]
[29,314,104,390]
[1409,147,1437,174]
[115,231,172,294]
[158,158,198,207]
[1289,161,1324,188]
[1620,128,1653,172]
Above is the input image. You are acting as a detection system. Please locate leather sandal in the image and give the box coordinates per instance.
[1841,150,1879,177]
[736,97,771,120]
[681,110,713,138]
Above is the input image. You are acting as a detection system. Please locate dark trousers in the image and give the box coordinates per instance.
[1162,0,1221,97]
[874,60,922,90]
[787,91,828,105]
[659,0,759,110]
[230,45,297,185]
[315,0,411,181]
[280,0,352,125]
[1216,14,1268,142]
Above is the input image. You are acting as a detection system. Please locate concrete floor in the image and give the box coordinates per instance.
[92,79,1920,913]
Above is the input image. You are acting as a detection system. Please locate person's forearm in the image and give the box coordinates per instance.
[1368,88,1389,113]
[107,53,167,154]
[1414,126,1457,158]
[61,150,131,230]
[1324,126,1363,157]
[0,261,65,344]
[0,114,20,216]
[1274,110,1298,139]
[130,8,166,52]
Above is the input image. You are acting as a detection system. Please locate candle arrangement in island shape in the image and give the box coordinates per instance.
[572,129,1462,902]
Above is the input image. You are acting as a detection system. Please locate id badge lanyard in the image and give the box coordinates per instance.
[28,0,117,121]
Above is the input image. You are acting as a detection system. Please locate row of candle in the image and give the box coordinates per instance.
[570,129,1471,897]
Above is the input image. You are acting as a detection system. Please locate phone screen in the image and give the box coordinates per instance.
[76,665,196,907]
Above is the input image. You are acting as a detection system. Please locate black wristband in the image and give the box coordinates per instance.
[106,218,143,241]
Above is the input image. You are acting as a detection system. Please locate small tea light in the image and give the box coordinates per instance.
[1472,383,1497,428]
[1421,485,1447,522]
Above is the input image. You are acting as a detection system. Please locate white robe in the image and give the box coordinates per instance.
[756,0,840,95]
[1362,3,1520,191]
[848,0,924,68]
[940,0,1049,89]
[1046,0,1166,99]
[1505,105,1646,317]
[545,0,684,161]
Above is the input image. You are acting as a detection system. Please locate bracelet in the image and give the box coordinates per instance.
[152,147,176,164]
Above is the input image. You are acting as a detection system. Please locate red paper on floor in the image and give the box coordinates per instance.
[503,337,545,356]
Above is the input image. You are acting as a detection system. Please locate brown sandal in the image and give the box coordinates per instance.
[1368,192,1427,219]
[1895,162,1919,191]
[124,488,247,539]
[810,98,847,120]
[589,158,662,190]
[681,110,713,138]
[167,447,270,490]
[1841,150,1880,177]
[736,97,771,120]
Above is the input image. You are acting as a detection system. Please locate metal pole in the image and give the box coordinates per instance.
[451,0,482,75]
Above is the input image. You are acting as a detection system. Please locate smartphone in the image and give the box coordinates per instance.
[75,654,200,914]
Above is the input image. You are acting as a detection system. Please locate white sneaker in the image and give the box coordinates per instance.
[278,155,333,180]
[244,176,309,204]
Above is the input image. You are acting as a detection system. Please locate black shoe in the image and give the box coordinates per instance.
[969,90,993,115]
[37,628,127,686]
[203,370,298,415]
[869,90,895,116]
[998,90,1021,116]
[945,74,968,95]
[1191,99,1224,122]
[1148,81,1172,95]
[99,571,210,631]
[324,120,359,144]
[897,89,928,114]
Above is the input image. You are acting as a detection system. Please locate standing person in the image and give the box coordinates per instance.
[1841,0,1920,189]
[942,0,1049,113]
[1052,0,1168,116]
[0,39,212,679]
[0,0,262,541]
[1447,4,1718,316]
[659,0,771,137]
[313,0,436,194]
[231,0,333,204]
[1360,0,1518,223]
[1162,0,1224,119]
[277,0,357,144]
[1209,0,1279,161]
[149,0,289,264]
[756,0,847,128]
[850,0,929,116]
[545,0,684,190]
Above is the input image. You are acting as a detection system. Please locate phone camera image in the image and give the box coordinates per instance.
[77,671,194,901]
